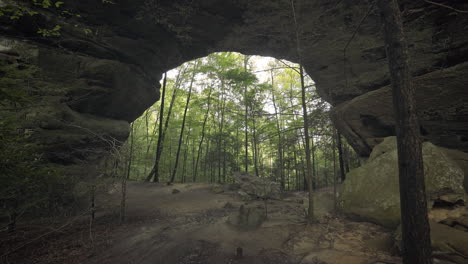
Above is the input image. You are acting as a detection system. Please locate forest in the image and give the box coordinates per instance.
[123,53,358,188]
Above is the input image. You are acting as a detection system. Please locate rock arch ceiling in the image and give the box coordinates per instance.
[1,0,467,165]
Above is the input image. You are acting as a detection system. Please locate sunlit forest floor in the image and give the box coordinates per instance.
[2,183,401,264]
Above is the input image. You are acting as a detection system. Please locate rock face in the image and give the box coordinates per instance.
[339,137,465,228]
[331,63,468,156]
[0,0,467,176]
[233,172,281,200]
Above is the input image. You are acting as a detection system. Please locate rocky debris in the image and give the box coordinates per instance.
[227,204,267,230]
[210,184,224,194]
[225,183,241,191]
[237,190,252,201]
[233,172,281,200]
[394,219,468,264]
[288,217,398,264]
[339,137,465,228]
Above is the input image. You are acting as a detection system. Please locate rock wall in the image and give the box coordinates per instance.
[1,0,467,173]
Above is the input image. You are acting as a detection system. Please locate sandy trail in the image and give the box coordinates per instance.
[85,181,400,264]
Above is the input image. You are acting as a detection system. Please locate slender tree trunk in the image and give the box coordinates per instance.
[144,113,160,173]
[120,175,127,224]
[311,135,317,189]
[271,72,285,190]
[194,86,213,181]
[293,147,299,190]
[223,140,227,182]
[286,149,291,190]
[236,126,240,172]
[170,63,197,184]
[324,154,329,186]
[204,135,211,181]
[126,122,135,180]
[332,130,337,211]
[244,56,250,173]
[154,72,180,182]
[143,110,150,175]
[146,73,167,182]
[218,78,226,183]
[181,129,190,183]
[378,1,432,263]
[344,145,350,173]
[252,114,260,177]
[147,67,186,182]
[336,131,346,182]
[192,138,196,181]
[299,64,315,223]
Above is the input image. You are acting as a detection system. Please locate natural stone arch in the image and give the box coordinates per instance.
[1,0,466,166]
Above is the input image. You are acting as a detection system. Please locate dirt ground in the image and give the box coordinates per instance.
[0,182,402,264]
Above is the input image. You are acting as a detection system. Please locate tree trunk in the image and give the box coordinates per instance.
[271,71,285,190]
[218,78,226,183]
[169,63,197,184]
[154,72,180,182]
[332,130,337,211]
[299,64,315,223]
[344,145,350,173]
[204,135,211,181]
[145,73,167,182]
[252,114,260,177]
[126,122,134,180]
[378,1,433,263]
[194,86,213,182]
[311,135,317,189]
[147,67,186,182]
[181,129,190,183]
[244,56,250,173]
[336,131,346,182]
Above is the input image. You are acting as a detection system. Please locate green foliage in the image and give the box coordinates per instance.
[0,0,84,37]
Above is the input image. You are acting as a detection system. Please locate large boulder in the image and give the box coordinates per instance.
[339,137,465,228]
[233,172,281,200]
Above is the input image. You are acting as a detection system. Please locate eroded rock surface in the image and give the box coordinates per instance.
[331,63,468,156]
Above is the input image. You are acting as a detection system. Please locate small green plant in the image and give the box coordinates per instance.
[37,25,61,37]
